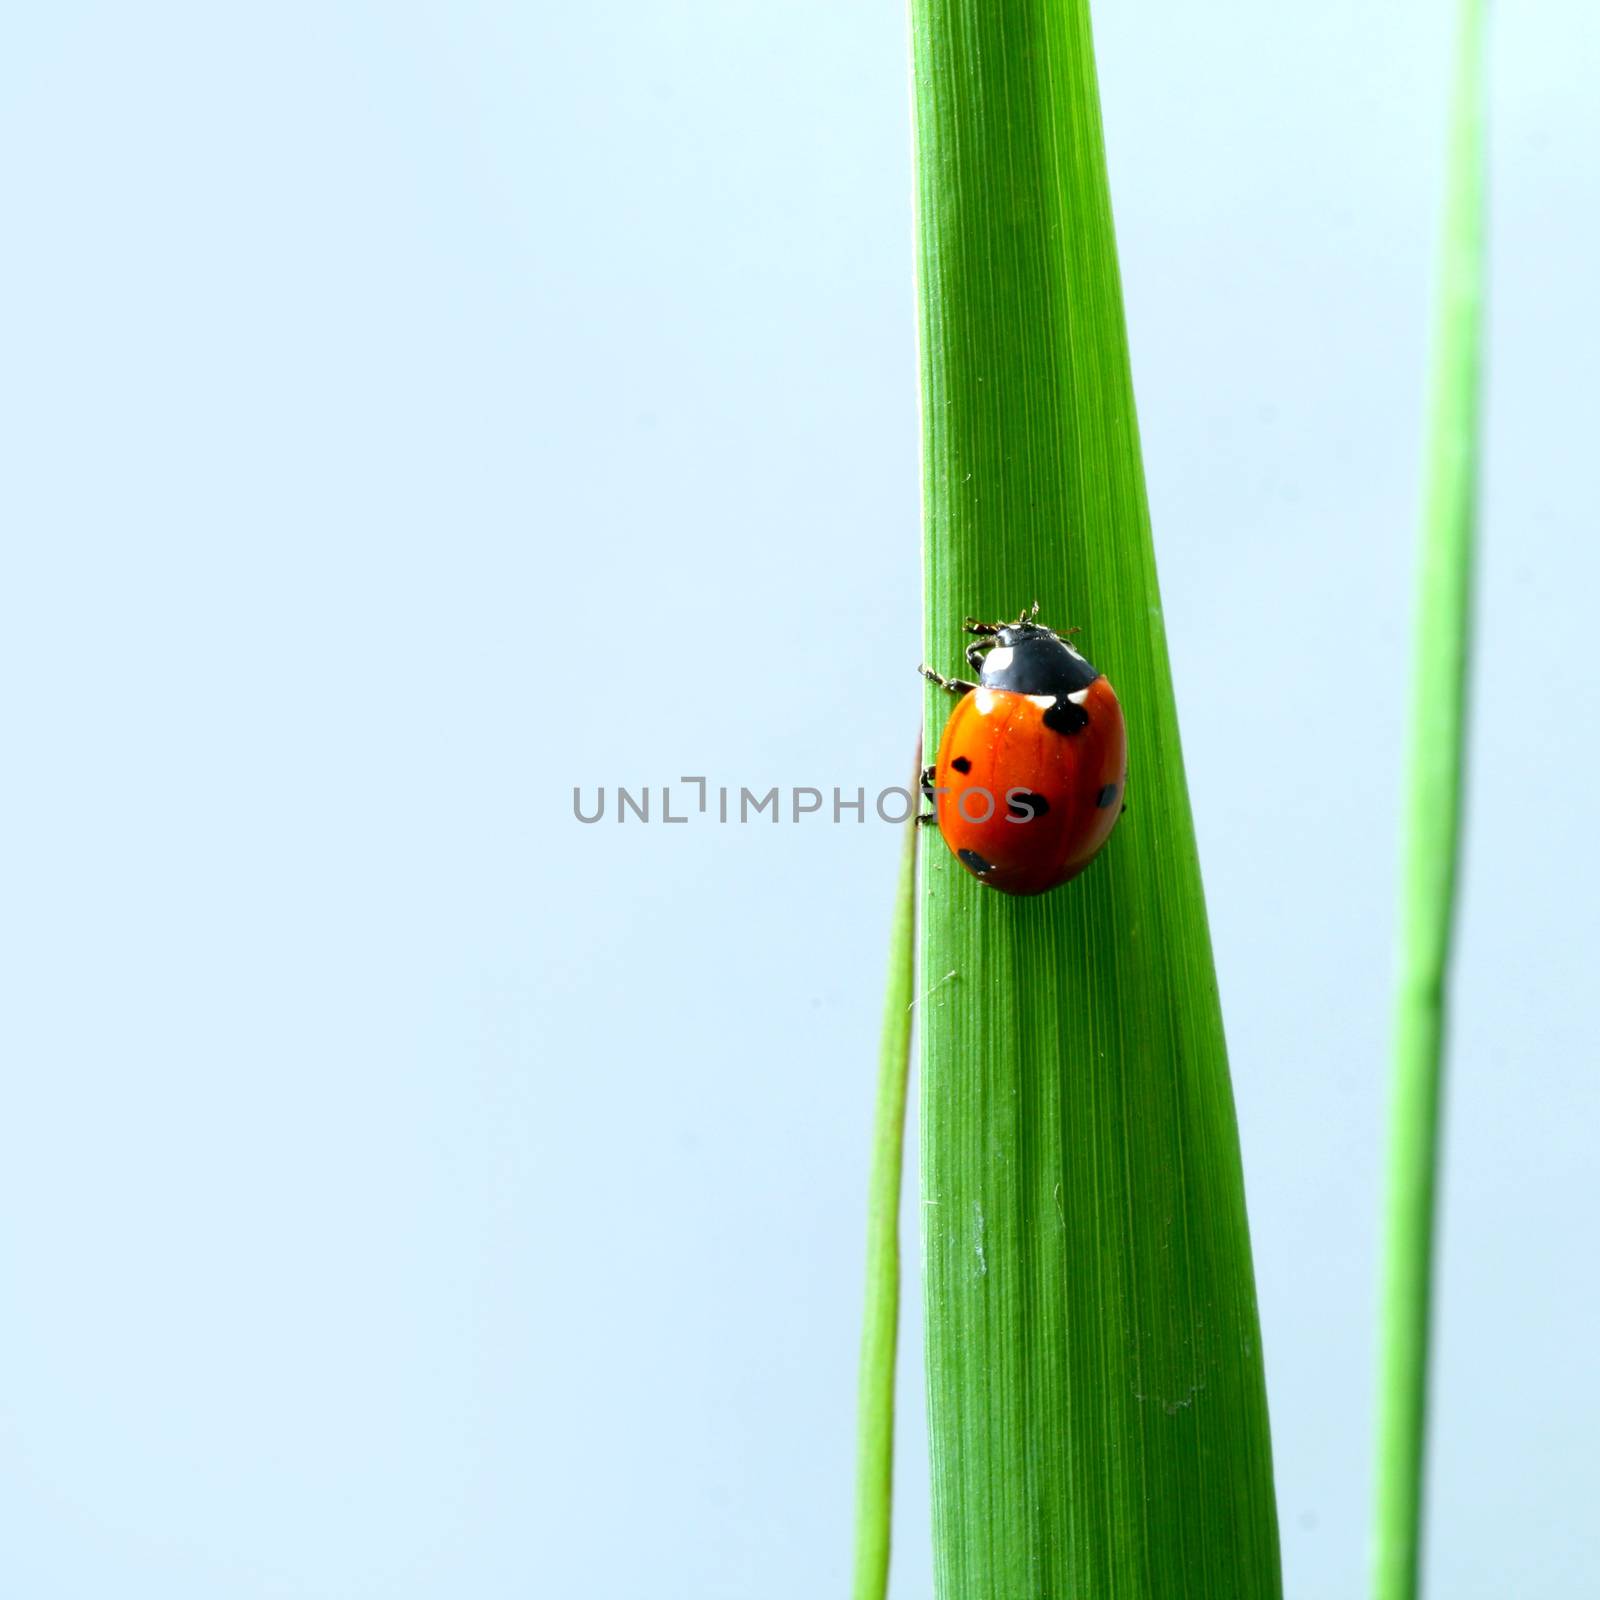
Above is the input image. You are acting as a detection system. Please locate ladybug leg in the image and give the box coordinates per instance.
[919,664,976,695]
[915,811,939,826]
[955,620,1001,672]
[967,609,1078,637]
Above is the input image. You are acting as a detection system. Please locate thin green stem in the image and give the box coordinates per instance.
[852,759,919,1600]
[1373,4,1486,1597]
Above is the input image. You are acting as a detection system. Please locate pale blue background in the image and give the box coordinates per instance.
[2,3,1595,1596]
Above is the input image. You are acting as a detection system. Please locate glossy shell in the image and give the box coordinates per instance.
[932,672,1126,896]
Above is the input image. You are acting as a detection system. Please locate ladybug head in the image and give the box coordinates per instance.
[976,618,1100,696]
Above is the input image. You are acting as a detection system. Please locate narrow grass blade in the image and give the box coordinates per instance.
[852,760,919,1600]
[910,2,1281,1595]
[1373,3,1487,1596]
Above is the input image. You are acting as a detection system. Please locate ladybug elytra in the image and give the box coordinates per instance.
[919,607,1127,895]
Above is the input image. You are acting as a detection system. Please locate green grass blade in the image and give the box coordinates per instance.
[910,2,1281,1596]
[1372,3,1486,1597]
[852,773,919,1600]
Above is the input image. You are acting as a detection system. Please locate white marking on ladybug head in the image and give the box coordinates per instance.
[983,645,1014,674]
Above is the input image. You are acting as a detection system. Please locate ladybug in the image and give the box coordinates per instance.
[919,606,1127,895]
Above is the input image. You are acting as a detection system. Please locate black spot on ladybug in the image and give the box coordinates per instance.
[957,849,994,876]
[1007,790,1050,820]
[951,756,972,774]
[1096,782,1119,809]
[1042,696,1089,736]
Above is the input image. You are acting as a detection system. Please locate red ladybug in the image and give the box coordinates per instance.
[920,608,1127,895]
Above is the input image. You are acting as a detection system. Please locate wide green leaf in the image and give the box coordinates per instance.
[911,1,1281,1594]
